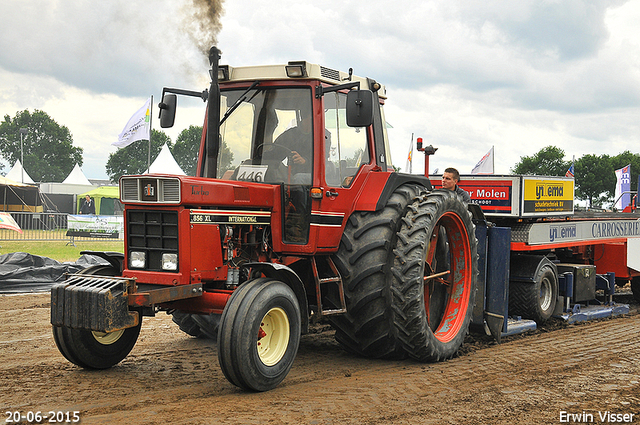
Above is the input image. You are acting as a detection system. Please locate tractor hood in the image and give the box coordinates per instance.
[120,174,279,210]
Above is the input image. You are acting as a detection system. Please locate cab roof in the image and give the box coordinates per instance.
[218,61,386,98]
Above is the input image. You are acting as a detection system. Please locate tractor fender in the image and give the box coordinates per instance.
[243,262,309,334]
[372,173,433,211]
[356,172,485,220]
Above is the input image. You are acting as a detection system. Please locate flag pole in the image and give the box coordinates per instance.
[405,133,414,174]
[492,145,495,174]
[409,133,414,174]
[148,95,153,171]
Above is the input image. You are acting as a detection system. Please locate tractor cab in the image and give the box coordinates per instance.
[160,53,394,251]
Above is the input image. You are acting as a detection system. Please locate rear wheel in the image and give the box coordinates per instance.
[192,313,221,339]
[52,265,141,369]
[329,184,423,359]
[171,311,204,338]
[510,264,558,324]
[171,311,220,339]
[391,190,477,361]
[217,278,301,391]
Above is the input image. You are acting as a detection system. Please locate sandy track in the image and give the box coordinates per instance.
[1,293,638,424]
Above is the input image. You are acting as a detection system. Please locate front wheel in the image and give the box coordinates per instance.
[217,278,301,391]
[51,264,141,369]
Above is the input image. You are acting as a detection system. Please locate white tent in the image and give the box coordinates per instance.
[5,160,35,184]
[145,144,186,175]
[62,163,92,185]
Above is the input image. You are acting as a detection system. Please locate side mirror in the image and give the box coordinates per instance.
[158,94,177,128]
[346,90,374,128]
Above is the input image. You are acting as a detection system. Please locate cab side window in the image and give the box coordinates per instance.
[324,92,369,187]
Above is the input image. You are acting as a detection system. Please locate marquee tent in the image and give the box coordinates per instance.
[0,176,42,212]
[145,144,186,175]
[76,186,121,215]
[62,164,92,186]
[5,160,35,184]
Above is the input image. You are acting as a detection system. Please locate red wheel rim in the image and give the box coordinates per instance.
[424,211,472,343]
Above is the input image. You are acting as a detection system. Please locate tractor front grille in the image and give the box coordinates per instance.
[126,210,179,272]
[120,176,181,204]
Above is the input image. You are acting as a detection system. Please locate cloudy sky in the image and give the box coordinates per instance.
[1,0,639,180]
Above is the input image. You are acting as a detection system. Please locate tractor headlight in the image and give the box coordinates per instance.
[129,251,146,269]
[162,253,178,271]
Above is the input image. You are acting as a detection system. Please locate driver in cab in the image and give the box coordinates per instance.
[273,114,313,184]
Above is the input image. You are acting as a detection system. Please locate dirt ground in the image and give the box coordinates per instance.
[1,291,639,425]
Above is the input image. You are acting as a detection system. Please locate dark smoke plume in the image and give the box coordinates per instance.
[187,0,225,55]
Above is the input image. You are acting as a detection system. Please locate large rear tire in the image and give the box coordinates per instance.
[329,184,423,359]
[192,313,221,339]
[217,278,301,391]
[171,311,220,339]
[391,189,477,361]
[171,311,204,338]
[52,265,141,369]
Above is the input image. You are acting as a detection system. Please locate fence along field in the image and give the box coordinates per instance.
[0,212,124,242]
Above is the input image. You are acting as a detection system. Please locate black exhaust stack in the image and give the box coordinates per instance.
[206,46,221,178]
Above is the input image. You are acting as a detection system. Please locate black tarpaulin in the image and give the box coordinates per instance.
[0,252,110,293]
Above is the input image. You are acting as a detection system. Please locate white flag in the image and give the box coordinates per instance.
[114,98,151,148]
[471,146,494,174]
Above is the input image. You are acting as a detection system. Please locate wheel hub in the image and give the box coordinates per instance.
[257,307,290,366]
[540,278,553,311]
[91,329,125,345]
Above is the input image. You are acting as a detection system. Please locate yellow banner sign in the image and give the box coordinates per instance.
[523,178,574,214]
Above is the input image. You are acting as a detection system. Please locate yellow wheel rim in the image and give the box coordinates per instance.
[257,307,290,366]
[91,329,125,345]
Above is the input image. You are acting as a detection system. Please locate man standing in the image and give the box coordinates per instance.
[441,167,471,203]
[80,195,95,214]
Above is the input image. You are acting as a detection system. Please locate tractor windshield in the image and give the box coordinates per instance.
[217,87,314,186]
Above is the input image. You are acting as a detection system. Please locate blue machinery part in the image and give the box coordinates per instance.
[557,272,629,323]
[474,224,629,340]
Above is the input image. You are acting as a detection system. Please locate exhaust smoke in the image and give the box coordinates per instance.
[186,0,225,55]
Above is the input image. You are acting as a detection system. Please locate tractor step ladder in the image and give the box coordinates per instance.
[311,256,347,315]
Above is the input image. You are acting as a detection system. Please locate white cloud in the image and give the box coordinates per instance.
[0,0,638,180]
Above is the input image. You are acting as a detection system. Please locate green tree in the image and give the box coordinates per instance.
[106,129,172,182]
[0,110,83,182]
[172,125,234,176]
[217,141,234,176]
[574,154,613,207]
[511,146,569,176]
[172,125,202,176]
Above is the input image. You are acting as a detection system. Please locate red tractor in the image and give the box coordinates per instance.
[51,47,478,391]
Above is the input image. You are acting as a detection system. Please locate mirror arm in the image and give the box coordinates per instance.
[158,87,208,117]
[315,81,360,98]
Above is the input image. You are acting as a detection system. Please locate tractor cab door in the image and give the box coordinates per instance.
[311,90,377,250]
[216,85,315,246]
